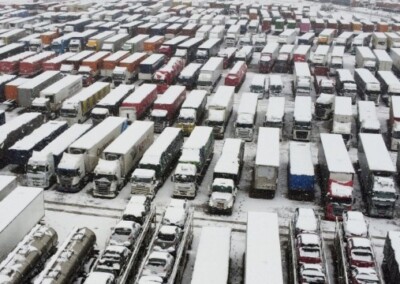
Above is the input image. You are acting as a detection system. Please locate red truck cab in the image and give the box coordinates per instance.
[224,61,247,91]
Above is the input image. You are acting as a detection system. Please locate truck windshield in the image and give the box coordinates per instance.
[206,120,223,127]
[250,85,264,93]
[213,185,233,193]
[265,121,283,128]
[270,85,282,93]
[132,175,153,183]
[295,121,311,128]
[27,164,47,173]
[91,113,107,120]
[374,191,396,200]
[236,122,252,128]
[60,108,77,117]
[174,174,195,183]
[196,80,211,86]
[95,174,115,181]
[178,117,194,123]
[30,105,47,113]
[57,168,79,177]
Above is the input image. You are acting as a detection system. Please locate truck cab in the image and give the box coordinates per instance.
[315,93,334,121]
[130,168,158,198]
[77,65,95,86]
[172,163,198,198]
[208,178,237,215]
[93,159,121,198]
[30,97,52,119]
[26,152,56,188]
[91,108,110,125]
[56,152,86,192]
[29,38,42,52]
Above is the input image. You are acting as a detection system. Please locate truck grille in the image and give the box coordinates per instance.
[295,131,309,140]
[59,176,72,187]
[315,108,326,118]
[94,183,109,195]
[236,129,251,139]
[132,185,149,195]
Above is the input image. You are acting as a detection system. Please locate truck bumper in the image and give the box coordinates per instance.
[208,205,233,215]
[56,184,82,193]
[173,189,196,199]
[92,190,117,199]
[250,187,276,199]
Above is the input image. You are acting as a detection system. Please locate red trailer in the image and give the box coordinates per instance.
[259,43,279,73]
[79,51,111,86]
[224,61,247,91]
[261,17,272,34]
[217,47,236,69]
[0,51,36,74]
[150,85,186,133]
[102,50,130,77]
[119,83,158,123]
[293,45,311,62]
[42,52,76,71]
[113,52,148,86]
[153,57,185,94]
[19,51,55,77]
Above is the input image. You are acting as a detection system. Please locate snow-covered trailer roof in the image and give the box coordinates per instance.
[179,63,202,78]
[45,52,75,64]
[294,96,312,122]
[178,37,203,49]
[279,28,296,37]
[198,38,221,50]
[104,33,128,43]
[377,70,400,88]
[154,85,185,105]
[245,212,283,284]
[279,44,295,54]
[21,51,54,64]
[144,35,164,44]
[250,74,266,86]
[31,123,92,159]
[83,51,110,63]
[359,133,395,173]
[67,50,94,62]
[255,127,280,167]
[261,42,279,55]
[357,46,376,60]
[0,112,42,144]
[191,226,231,284]
[334,96,352,116]
[331,46,345,57]
[141,53,164,65]
[214,138,242,175]
[266,97,285,122]
[104,50,129,62]
[319,28,335,37]
[373,32,387,40]
[182,90,207,109]
[294,45,311,56]
[63,82,110,105]
[355,68,380,84]
[1,51,35,62]
[373,49,392,63]
[125,34,149,45]
[9,120,67,151]
[201,57,223,72]
[183,126,213,150]
[103,121,153,155]
[140,127,181,165]
[358,101,378,123]
[96,84,134,107]
[122,84,156,104]
[163,35,189,46]
[40,75,82,96]
[314,44,330,55]
[237,93,258,123]
[294,62,311,77]
[290,142,314,176]
[336,69,355,83]
[120,52,147,64]
[19,71,60,90]
[90,30,115,40]
[69,117,126,151]
[227,24,240,33]
[196,24,212,32]
[209,86,235,108]
[320,134,354,173]
[229,60,246,75]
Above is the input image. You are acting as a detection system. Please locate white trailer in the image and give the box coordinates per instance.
[312,45,330,66]
[293,96,312,141]
[354,68,381,105]
[197,57,223,94]
[330,45,345,74]
[195,24,212,39]
[92,121,154,198]
[333,96,353,147]
[357,101,380,134]
[122,34,149,53]
[31,75,83,119]
[278,29,297,45]
[225,25,240,47]
[26,124,92,189]
[377,70,400,106]
[251,127,280,198]
[56,117,127,193]
[294,62,312,95]
[356,47,377,72]
[60,82,110,125]
[373,49,392,71]
[191,227,231,284]
[101,33,130,52]
[209,25,225,39]
[235,92,258,141]
[0,187,44,262]
[372,32,387,50]
[264,97,285,138]
[0,175,16,201]
[245,212,283,284]
[205,86,235,139]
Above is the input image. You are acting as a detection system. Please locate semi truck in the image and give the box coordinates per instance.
[293,62,312,96]
[119,83,158,123]
[319,134,355,220]
[288,142,315,200]
[92,121,154,198]
[0,112,43,165]
[78,51,110,86]
[224,60,247,92]
[259,42,280,73]
[205,86,235,139]
[354,68,381,105]
[138,53,165,81]
[112,52,147,86]
[101,33,129,52]
[335,69,358,104]
[0,51,36,75]
[150,85,186,133]
[60,82,111,125]
[251,127,280,198]
[18,70,62,107]
[60,50,95,75]
[68,29,98,53]
[152,57,185,94]
[357,101,380,134]
[332,96,353,148]
[8,120,68,166]
[359,133,397,218]
[373,49,392,71]
[26,123,92,189]
[0,187,44,262]
[209,139,244,215]
[356,46,377,72]
[56,117,127,193]
[31,75,83,119]
[122,34,149,53]
[196,57,223,94]
[158,35,189,59]
[90,84,135,125]
[173,126,214,198]
[293,96,312,141]
[177,63,202,90]
[177,90,207,136]
[86,30,116,51]
[234,92,258,142]
[131,127,184,198]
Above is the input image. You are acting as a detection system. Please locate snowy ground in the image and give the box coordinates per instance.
[2,1,400,283]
